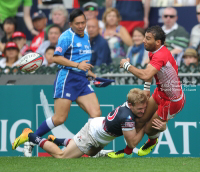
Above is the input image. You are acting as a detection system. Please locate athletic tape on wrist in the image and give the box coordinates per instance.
[144,82,151,91]
[123,61,131,71]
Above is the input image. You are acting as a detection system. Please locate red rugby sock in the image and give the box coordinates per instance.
[147,138,157,146]
[124,145,132,154]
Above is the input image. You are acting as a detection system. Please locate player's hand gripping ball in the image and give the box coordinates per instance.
[19,53,44,73]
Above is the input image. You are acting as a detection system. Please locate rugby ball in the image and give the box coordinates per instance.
[19,53,44,73]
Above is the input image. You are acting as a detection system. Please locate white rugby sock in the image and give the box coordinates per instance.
[149,132,160,139]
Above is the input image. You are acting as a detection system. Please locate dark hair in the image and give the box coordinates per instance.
[146,25,166,45]
[69,9,86,22]
[3,17,17,31]
[45,45,55,53]
[133,27,145,36]
[48,24,63,33]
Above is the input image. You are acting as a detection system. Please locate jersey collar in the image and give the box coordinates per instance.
[70,28,84,37]
[152,45,164,54]
[125,101,130,109]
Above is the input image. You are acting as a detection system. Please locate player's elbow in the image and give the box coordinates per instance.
[52,55,58,63]
[142,74,152,82]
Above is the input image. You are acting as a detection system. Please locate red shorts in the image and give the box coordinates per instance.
[152,88,185,121]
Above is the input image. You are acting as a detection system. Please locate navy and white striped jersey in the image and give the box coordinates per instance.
[103,102,135,137]
[54,28,92,75]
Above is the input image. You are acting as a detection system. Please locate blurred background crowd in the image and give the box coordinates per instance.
[0,0,200,74]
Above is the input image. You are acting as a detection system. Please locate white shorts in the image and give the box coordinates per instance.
[73,121,103,154]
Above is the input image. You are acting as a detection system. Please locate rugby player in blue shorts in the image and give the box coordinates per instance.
[13,88,166,158]
[23,9,101,156]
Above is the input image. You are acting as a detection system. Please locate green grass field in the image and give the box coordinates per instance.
[0,157,199,172]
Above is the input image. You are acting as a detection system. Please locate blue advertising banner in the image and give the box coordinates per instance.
[0,85,199,157]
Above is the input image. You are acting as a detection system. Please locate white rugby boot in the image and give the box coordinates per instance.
[23,142,35,157]
[93,149,114,158]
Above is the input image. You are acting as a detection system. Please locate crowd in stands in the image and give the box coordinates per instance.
[0,0,199,74]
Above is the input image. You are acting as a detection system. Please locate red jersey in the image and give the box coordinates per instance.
[30,31,44,52]
[149,45,183,101]
[20,44,29,56]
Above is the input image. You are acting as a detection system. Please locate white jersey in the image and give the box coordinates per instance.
[89,117,116,146]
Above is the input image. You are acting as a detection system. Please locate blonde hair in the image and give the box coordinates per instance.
[127,88,147,106]
[102,7,121,27]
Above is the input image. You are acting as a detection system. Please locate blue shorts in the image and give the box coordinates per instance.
[53,69,94,101]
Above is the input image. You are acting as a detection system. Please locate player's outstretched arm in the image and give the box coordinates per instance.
[120,59,158,81]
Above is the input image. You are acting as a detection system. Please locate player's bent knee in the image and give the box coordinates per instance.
[90,109,101,118]
[52,117,66,126]
[53,152,65,159]
[144,124,157,135]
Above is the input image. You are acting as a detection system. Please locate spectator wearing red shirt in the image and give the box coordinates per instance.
[29,11,47,52]
[106,0,151,35]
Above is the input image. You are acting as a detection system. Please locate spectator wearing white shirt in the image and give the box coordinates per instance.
[190,4,200,48]
[37,24,62,56]
[44,46,56,67]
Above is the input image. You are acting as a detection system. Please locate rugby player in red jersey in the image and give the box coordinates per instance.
[118,25,185,157]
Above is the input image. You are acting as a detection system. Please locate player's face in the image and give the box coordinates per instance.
[70,15,86,35]
[130,103,147,118]
[143,32,157,52]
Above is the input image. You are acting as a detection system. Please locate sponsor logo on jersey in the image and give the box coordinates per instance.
[55,46,62,53]
[84,45,89,49]
[127,115,132,120]
[76,42,82,47]
[79,50,92,54]
[125,122,135,128]
[77,135,82,142]
[66,93,71,97]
